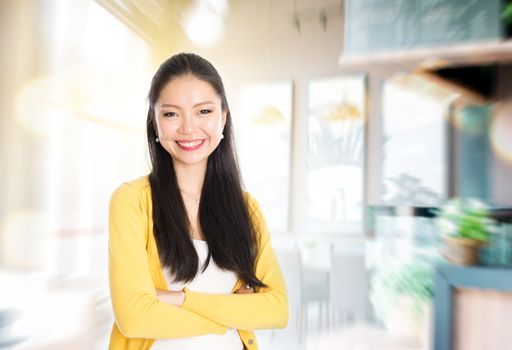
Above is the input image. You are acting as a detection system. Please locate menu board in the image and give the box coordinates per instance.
[344,0,505,55]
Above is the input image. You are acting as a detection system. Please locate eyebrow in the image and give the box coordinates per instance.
[160,101,216,109]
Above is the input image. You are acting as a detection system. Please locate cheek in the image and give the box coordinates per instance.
[155,120,176,137]
[204,116,223,134]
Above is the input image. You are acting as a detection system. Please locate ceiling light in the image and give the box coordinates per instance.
[183,10,224,47]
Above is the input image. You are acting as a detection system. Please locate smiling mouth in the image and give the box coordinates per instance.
[176,139,205,151]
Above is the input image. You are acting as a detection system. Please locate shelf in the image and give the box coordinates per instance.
[338,39,512,71]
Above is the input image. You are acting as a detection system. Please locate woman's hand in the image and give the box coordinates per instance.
[156,289,186,307]
[234,285,255,294]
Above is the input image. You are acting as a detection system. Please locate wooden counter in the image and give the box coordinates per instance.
[434,263,512,350]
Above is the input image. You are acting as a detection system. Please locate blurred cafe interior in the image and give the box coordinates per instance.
[1,0,512,349]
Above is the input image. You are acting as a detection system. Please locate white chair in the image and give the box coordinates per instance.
[301,241,332,333]
[329,248,369,328]
[255,242,305,350]
[275,245,303,337]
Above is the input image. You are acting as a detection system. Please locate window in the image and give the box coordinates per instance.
[307,76,366,234]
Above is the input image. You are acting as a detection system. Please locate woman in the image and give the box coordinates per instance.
[108,53,288,350]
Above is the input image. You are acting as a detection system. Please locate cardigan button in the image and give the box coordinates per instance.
[248,339,254,345]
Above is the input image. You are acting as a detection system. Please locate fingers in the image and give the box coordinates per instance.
[155,288,168,296]
[235,285,255,294]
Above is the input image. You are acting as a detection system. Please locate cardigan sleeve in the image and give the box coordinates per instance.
[181,194,289,331]
[108,183,228,339]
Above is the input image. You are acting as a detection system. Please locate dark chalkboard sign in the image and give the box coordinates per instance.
[344,0,506,55]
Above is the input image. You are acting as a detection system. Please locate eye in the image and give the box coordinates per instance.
[199,109,212,115]
[163,111,178,118]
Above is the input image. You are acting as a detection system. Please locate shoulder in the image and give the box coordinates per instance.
[110,175,151,208]
[243,191,261,214]
[243,192,269,234]
[122,175,150,191]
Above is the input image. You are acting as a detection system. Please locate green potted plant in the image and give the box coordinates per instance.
[435,198,496,265]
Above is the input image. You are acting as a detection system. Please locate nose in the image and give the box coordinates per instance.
[178,114,196,134]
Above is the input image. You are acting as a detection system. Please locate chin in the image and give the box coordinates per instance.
[172,157,209,168]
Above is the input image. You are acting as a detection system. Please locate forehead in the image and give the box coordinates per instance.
[157,75,220,106]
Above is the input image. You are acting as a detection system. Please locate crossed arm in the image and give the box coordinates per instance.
[108,184,288,339]
[155,284,254,306]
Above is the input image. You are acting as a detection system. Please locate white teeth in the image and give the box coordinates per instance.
[177,140,203,147]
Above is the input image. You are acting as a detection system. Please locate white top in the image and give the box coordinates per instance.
[151,239,244,350]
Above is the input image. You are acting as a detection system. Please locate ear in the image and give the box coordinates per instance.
[222,109,228,128]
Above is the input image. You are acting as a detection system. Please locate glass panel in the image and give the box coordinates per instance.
[307,76,366,233]
[237,82,293,232]
[381,74,452,206]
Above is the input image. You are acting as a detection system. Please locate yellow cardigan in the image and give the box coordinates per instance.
[108,176,288,350]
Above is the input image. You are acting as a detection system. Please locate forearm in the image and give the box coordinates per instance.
[178,195,290,331]
[182,288,288,331]
[112,290,228,338]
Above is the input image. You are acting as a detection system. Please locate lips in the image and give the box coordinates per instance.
[176,139,205,151]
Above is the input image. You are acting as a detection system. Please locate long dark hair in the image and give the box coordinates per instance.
[146,53,266,288]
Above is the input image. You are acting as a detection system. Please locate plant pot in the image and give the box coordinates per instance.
[439,236,484,265]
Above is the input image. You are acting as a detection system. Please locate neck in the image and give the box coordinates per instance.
[173,161,206,197]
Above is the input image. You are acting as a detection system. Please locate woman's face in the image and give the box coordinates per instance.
[154,74,227,171]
